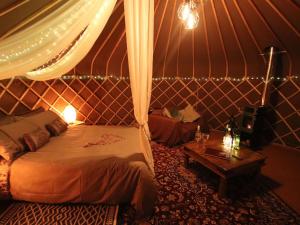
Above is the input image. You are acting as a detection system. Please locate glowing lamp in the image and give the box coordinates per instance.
[223,134,232,150]
[184,11,199,30]
[177,2,192,21]
[63,105,76,124]
[178,0,199,30]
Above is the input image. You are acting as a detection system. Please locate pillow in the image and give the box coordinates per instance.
[16,110,62,135]
[0,132,21,162]
[23,128,50,151]
[151,109,163,115]
[0,120,39,151]
[0,116,16,126]
[46,118,68,136]
[179,104,200,122]
[170,107,179,117]
[162,107,172,118]
[169,107,184,121]
[16,107,45,117]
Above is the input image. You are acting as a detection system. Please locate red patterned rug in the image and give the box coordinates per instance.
[120,143,300,224]
[0,202,118,225]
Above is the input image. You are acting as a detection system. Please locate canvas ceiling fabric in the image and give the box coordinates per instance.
[124,0,154,173]
[0,0,116,80]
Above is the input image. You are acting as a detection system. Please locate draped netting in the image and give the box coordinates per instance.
[0,0,155,174]
[0,0,117,80]
[124,0,155,173]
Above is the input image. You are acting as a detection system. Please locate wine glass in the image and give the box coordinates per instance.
[202,133,210,148]
[195,131,202,144]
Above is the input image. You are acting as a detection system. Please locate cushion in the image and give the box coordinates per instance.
[0,116,16,126]
[16,107,45,117]
[171,108,183,121]
[0,120,39,151]
[179,104,200,122]
[16,110,62,135]
[46,118,68,136]
[23,128,50,151]
[162,107,172,118]
[151,109,163,115]
[0,132,21,162]
[169,107,179,118]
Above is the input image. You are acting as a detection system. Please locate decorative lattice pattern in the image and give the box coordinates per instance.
[0,78,299,149]
[0,202,118,225]
[0,78,134,126]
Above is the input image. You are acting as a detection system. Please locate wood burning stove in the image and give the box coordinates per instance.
[239,105,273,149]
[239,46,285,149]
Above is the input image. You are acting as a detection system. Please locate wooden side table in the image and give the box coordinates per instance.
[183,132,266,197]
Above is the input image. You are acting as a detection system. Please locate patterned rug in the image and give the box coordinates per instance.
[0,202,118,225]
[120,143,300,225]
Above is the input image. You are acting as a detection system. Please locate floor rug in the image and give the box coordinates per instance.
[120,143,300,225]
[0,202,118,225]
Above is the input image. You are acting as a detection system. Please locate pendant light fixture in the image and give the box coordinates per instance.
[177,0,199,30]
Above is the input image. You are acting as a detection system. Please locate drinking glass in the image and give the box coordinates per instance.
[195,131,202,143]
[202,133,210,148]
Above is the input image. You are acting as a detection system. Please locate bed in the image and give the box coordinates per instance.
[0,111,156,217]
[148,107,209,147]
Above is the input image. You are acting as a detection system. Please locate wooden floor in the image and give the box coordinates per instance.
[260,144,300,214]
[1,142,300,217]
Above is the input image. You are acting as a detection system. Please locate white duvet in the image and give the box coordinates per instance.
[10,125,156,216]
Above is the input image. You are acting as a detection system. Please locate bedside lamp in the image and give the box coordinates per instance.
[63,105,76,124]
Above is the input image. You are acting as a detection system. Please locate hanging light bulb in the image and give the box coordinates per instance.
[184,10,199,29]
[177,1,193,21]
[178,0,199,30]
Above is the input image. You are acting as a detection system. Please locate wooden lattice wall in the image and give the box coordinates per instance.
[0,77,299,149]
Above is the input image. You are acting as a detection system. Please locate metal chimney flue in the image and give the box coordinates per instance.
[240,46,286,149]
[260,46,286,106]
[261,46,275,106]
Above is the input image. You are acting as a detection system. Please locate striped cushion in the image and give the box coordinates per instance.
[46,118,68,136]
[23,128,50,151]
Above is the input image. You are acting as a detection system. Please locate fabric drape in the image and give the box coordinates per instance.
[0,0,116,80]
[124,0,154,173]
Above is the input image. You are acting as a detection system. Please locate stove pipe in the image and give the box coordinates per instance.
[261,46,275,106]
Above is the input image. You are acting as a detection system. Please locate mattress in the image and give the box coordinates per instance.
[9,125,156,217]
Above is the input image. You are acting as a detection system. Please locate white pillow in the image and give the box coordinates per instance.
[180,104,200,122]
[0,120,39,151]
[162,107,172,118]
[16,110,61,135]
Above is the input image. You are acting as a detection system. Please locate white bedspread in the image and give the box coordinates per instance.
[10,125,156,216]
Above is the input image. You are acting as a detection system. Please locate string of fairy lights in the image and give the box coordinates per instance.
[0,1,93,63]
[61,74,299,82]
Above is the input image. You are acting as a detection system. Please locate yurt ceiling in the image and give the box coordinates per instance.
[1,0,300,78]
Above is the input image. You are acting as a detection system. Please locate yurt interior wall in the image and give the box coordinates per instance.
[1,0,299,149]
[1,0,300,223]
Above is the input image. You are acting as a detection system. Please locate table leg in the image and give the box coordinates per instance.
[218,177,227,197]
[184,154,190,168]
[252,167,261,182]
